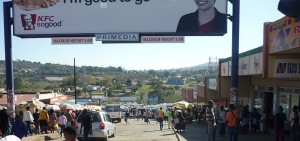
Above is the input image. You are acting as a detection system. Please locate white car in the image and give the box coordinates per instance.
[76,111,116,141]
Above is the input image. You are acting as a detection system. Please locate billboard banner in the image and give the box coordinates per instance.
[267,16,300,54]
[51,37,93,45]
[95,33,139,41]
[141,36,184,43]
[206,77,217,90]
[221,62,228,76]
[249,52,263,75]
[238,56,250,76]
[13,0,227,38]
[274,59,300,78]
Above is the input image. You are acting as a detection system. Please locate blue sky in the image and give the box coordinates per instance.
[0,0,284,70]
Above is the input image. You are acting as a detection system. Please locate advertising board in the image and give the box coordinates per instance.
[141,36,184,43]
[95,33,139,41]
[274,59,300,78]
[221,62,228,76]
[51,37,93,45]
[238,56,249,75]
[13,0,227,38]
[267,16,300,54]
[249,52,262,75]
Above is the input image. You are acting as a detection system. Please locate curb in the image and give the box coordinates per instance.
[172,126,181,141]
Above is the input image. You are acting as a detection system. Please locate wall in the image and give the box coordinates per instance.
[220,76,252,101]
[252,75,300,88]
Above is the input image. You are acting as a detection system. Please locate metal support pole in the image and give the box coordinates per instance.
[230,0,240,106]
[230,0,240,140]
[4,1,15,119]
[74,58,77,104]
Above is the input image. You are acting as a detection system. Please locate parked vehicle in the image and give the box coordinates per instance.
[105,104,122,123]
[76,111,116,141]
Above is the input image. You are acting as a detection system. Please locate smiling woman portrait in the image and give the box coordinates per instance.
[176,0,227,34]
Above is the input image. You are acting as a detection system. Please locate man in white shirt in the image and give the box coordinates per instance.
[58,112,67,137]
[23,107,34,135]
[217,106,226,136]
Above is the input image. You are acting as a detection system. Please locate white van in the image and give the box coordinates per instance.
[76,111,116,141]
[105,104,122,123]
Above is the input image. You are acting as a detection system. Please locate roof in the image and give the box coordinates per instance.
[0,94,36,105]
[219,46,263,63]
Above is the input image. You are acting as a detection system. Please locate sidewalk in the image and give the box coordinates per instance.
[174,122,292,141]
[21,132,64,141]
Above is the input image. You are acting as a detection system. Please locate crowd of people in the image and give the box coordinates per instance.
[198,100,300,141]
[0,106,83,140]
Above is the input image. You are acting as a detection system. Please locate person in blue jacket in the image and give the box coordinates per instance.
[11,115,27,139]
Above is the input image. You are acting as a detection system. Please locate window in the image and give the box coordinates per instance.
[92,112,102,122]
[105,114,111,122]
[76,112,102,123]
[105,106,121,112]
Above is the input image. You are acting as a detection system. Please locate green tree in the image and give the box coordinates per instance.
[14,76,23,91]
[148,70,156,77]
[83,75,96,86]
[125,79,132,86]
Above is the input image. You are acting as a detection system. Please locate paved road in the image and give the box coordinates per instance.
[110,118,178,141]
[21,118,178,141]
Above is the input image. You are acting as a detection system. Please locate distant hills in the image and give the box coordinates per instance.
[168,63,213,71]
[0,60,212,72]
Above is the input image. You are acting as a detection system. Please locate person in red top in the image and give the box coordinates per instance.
[226,104,239,141]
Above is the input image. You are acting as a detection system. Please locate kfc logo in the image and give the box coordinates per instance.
[21,14,36,30]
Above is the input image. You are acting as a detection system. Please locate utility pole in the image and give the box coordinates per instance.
[228,0,240,107]
[4,1,15,119]
[228,0,240,140]
[74,58,77,104]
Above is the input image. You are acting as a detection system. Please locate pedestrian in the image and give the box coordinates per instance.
[226,104,239,141]
[80,109,91,141]
[125,110,130,125]
[145,109,151,124]
[39,107,49,134]
[167,108,172,129]
[23,107,34,135]
[0,107,10,138]
[71,111,76,126]
[63,126,78,141]
[240,105,250,134]
[175,110,184,132]
[217,106,226,137]
[11,115,27,139]
[58,112,67,137]
[158,107,164,131]
[49,109,57,133]
[65,110,72,126]
[275,106,287,141]
[251,108,260,133]
[153,110,158,124]
[33,109,40,134]
[206,100,216,141]
[289,105,300,141]
[137,109,141,121]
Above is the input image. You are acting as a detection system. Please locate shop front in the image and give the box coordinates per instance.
[263,15,300,115]
[278,87,300,116]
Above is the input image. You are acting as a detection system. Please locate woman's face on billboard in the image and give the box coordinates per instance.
[194,0,215,10]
